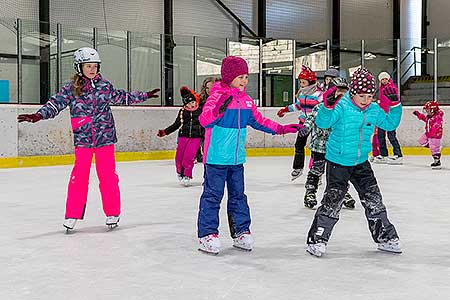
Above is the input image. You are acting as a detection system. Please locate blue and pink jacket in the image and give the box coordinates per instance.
[37,74,149,148]
[200,82,282,165]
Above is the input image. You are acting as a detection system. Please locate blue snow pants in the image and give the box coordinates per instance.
[197,164,251,238]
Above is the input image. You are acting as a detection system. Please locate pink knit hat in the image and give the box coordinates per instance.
[350,67,376,95]
[221,56,249,85]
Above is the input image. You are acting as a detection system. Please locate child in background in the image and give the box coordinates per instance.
[305,67,402,257]
[277,66,323,181]
[299,77,355,209]
[157,86,205,186]
[372,71,403,164]
[319,68,340,91]
[17,47,160,231]
[413,100,444,169]
[197,56,301,255]
[157,87,204,186]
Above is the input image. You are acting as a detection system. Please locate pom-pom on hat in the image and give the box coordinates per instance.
[180,86,200,105]
[298,66,317,82]
[221,56,249,85]
[349,67,376,95]
[378,71,391,81]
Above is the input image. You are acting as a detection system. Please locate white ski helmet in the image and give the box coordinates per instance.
[73,47,101,75]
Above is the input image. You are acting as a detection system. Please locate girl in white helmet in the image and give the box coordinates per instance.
[17,47,160,231]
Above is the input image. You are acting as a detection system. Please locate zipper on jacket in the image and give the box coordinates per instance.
[235,92,241,165]
[189,111,192,137]
[355,112,366,165]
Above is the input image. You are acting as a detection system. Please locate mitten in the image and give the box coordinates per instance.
[277,106,290,118]
[157,129,166,137]
[277,123,303,134]
[323,86,341,108]
[212,94,233,116]
[413,110,420,116]
[147,88,160,98]
[383,86,399,103]
[17,113,43,123]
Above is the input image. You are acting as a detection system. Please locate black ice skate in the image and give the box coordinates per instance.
[106,216,120,230]
[431,158,441,170]
[304,191,317,209]
[343,192,355,209]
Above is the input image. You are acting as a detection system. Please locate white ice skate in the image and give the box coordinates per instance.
[306,242,327,257]
[233,232,254,251]
[377,238,402,253]
[182,176,191,187]
[177,173,183,183]
[291,168,303,181]
[63,218,77,231]
[372,156,387,164]
[198,233,221,255]
[387,155,403,165]
[105,216,120,229]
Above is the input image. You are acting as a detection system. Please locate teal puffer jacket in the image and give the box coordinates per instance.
[316,93,402,166]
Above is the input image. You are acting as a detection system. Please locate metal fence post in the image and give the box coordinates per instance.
[126,31,131,91]
[17,18,22,104]
[326,39,331,69]
[361,39,365,68]
[292,39,296,104]
[396,39,401,93]
[434,37,438,101]
[160,33,165,106]
[93,27,98,49]
[193,36,198,91]
[259,38,263,106]
[225,38,229,56]
[56,23,62,90]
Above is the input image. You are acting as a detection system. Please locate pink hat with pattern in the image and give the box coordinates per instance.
[350,67,376,95]
[221,56,249,85]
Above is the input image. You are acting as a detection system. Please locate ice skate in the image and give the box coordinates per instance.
[387,155,403,165]
[63,218,77,232]
[105,216,120,229]
[233,231,254,251]
[372,155,387,164]
[343,192,355,209]
[431,158,441,169]
[377,238,402,254]
[177,173,183,183]
[198,233,221,255]
[291,168,303,181]
[304,191,317,209]
[318,176,323,186]
[306,242,327,257]
[182,176,191,187]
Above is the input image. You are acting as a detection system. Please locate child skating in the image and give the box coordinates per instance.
[413,100,444,169]
[157,87,204,186]
[17,47,160,231]
[197,56,301,254]
[277,66,323,181]
[299,77,355,209]
[305,67,402,257]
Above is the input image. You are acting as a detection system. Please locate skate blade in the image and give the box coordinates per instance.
[232,245,252,252]
[64,227,75,234]
[198,248,219,256]
[106,224,119,230]
[432,166,442,170]
[377,248,402,254]
[306,249,323,257]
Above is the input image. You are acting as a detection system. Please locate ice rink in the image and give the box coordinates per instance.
[2,156,450,300]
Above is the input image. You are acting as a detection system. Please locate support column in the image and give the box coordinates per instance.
[164,0,174,106]
[39,0,50,103]
[331,0,340,68]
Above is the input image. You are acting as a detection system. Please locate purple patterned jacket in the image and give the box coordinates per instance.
[37,74,150,148]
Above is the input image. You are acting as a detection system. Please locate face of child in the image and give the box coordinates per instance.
[230,74,249,91]
[324,77,333,85]
[299,79,310,88]
[205,81,214,96]
[424,108,433,116]
[184,100,198,111]
[380,78,389,85]
[82,63,98,79]
[352,93,374,109]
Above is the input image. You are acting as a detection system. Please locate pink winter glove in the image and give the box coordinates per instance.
[277,123,303,135]
[323,86,342,108]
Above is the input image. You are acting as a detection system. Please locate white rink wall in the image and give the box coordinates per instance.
[0,104,448,157]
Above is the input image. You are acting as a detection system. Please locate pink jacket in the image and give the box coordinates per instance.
[378,80,398,113]
[415,110,444,139]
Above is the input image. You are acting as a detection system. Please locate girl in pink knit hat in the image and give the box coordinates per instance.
[196,56,302,255]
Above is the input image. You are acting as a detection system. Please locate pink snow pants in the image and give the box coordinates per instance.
[65,145,120,219]
[372,127,380,157]
[175,137,201,178]
[418,134,441,156]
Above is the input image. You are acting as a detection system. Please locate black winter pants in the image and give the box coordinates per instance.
[307,160,399,244]
[293,133,308,169]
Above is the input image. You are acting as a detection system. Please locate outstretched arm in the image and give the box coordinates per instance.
[108,80,160,105]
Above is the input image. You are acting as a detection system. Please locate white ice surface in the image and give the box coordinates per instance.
[1,156,450,300]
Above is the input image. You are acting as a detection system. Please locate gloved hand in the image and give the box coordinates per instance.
[277,106,289,118]
[156,129,166,137]
[413,110,420,116]
[212,94,233,116]
[147,88,160,99]
[323,86,342,108]
[17,113,43,123]
[277,123,303,135]
[383,86,399,103]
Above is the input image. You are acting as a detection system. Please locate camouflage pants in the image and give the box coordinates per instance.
[307,160,399,244]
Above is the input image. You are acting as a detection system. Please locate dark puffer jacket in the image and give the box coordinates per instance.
[164,108,204,138]
[37,74,149,148]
